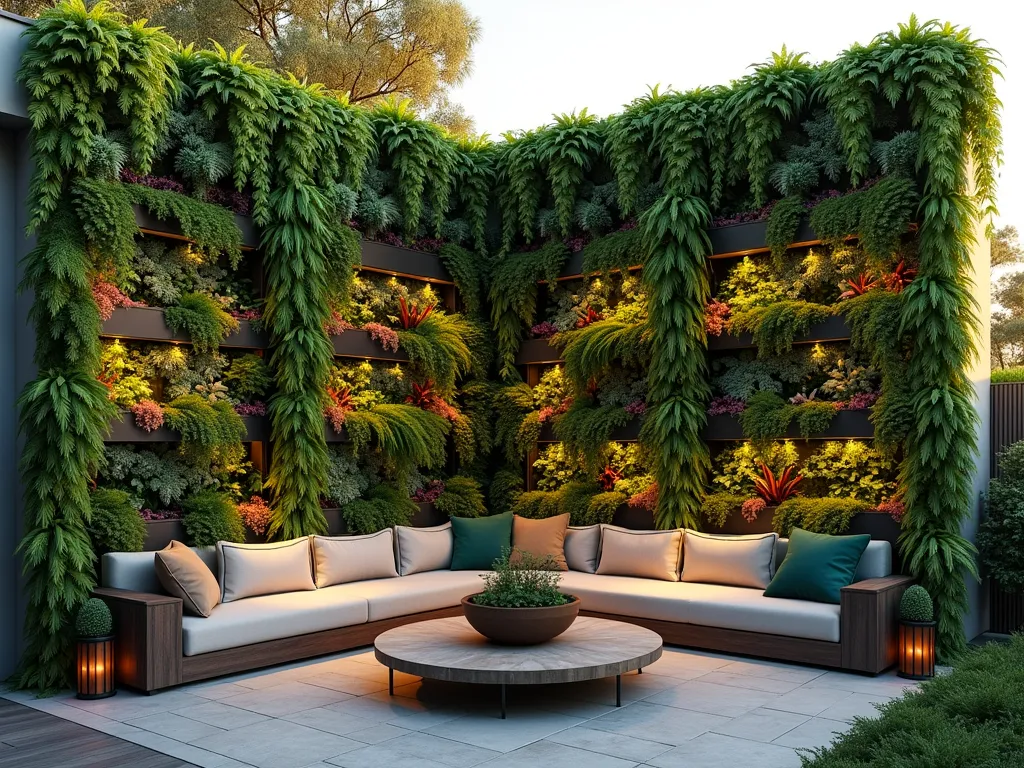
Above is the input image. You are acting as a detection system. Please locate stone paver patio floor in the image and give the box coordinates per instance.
[2,646,918,768]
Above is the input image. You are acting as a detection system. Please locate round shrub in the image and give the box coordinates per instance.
[75,598,112,638]
[900,585,934,622]
[88,488,147,553]
[182,491,244,546]
[434,476,486,518]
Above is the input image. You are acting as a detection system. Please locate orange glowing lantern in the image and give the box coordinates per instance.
[897,621,935,680]
[75,598,116,700]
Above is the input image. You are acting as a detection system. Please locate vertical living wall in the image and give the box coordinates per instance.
[12,2,1000,689]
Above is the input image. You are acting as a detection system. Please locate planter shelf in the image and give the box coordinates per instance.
[555,217,826,280]
[702,409,875,441]
[134,203,260,250]
[708,314,850,352]
[516,338,564,365]
[537,418,643,443]
[359,240,453,284]
[142,518,185,551]
[107,413,269,442]
[333,329,409,361]
[518,314,852,364]
[102,306,267,349]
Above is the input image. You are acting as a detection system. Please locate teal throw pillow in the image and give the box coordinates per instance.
[763,527,870,604]
[450,512,513,570]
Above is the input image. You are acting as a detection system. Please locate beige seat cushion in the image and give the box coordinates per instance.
[395,523,453,575]
[512,514,569,570]
[313,530,399,588]
[155,541,221,617]
[682,531,778,589]
[596,526,683,581]
[565,525,601,573]
[559,572,840,643]
[327,570,485,623]
[182,589,368,656]
[217,538,315,603]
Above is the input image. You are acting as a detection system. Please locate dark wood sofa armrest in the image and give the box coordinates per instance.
[93,587,183,693]
[840,575,914,674]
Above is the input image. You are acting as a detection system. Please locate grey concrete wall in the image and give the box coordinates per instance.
[0,10,31,681]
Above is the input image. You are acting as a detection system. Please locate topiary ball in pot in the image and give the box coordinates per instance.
[900,585,934,623]
[76,598,113,638]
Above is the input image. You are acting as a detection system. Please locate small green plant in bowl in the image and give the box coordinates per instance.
[472,548,572,608]
[463,548,579,645]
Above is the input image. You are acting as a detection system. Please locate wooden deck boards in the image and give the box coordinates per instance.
[0,698,195,768]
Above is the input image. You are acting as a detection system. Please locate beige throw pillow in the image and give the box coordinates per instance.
[313,530,399,588]
[681,530,778,589]
[155,541,221,617]
[596,526,683,581]
[511,514,569,570]
[564,525,601,573]
[217,538,316,602]
[395,522,453,575]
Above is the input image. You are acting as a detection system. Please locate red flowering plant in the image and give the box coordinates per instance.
[628,482,658,511]
[883,260,917,293]
[839,273,879,299]
[406,380,460,422]
[598,465,623,492]
[741,497,767,523]
[238,496,272,536]
[752,463,802,505]
[363,322,399,352]
[398,296,434,329]
[704,299,731,336]
[92,277,144,321]
[130,400,164,432]
[575,306,604,329]
[324,386,354,433]
[877,497,906,523]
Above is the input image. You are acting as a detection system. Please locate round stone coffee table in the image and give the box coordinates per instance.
[374,616,663,719]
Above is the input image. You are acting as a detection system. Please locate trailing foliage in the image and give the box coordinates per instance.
[162,394,246,468]
[397,313,476,395]
[580,228,644,275]
[738,391,838,440]
[344,404,450,471]
[165,293,239,352]
[559,320,648,388]
[434,476,487,518]
[510,481,622,526]
[772,497,871,537]
[701,493,747,528]
[489,241,570,380]
[640,193,712,530]
[553,400,629,470]
[182,490,245,546]
[765,196,805,262]
[729,301,833,357]
[128,184,244,266]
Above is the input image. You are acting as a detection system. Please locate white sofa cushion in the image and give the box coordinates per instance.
[102,547,217,594]
[775,538,892,581]
[328,570,485,622]
[395,522,453,575]
[565,525,600,573]
[182,589,368,656]
[682,531,778,589]
[313,531,399,588]
[597,526,683,581]
[218,538,315,603]
[559,572,841,643]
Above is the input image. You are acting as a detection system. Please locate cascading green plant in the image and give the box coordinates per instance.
[14,1,175,691]
[818,16,1002,657]
[535,109,605,236]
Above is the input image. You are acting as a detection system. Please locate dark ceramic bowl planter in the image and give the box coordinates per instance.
[461,595,581,645]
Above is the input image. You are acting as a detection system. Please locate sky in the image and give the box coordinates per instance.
[448,0,1020,228]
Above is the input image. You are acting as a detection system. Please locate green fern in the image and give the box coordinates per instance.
[165,293,239,352]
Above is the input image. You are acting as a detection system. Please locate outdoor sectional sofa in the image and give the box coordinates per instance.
[94,523,912,694]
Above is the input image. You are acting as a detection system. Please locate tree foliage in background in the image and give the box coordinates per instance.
[991,226,1024,368]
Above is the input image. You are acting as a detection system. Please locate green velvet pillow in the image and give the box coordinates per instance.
[450,512,513,570]
[763,528,870,604]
